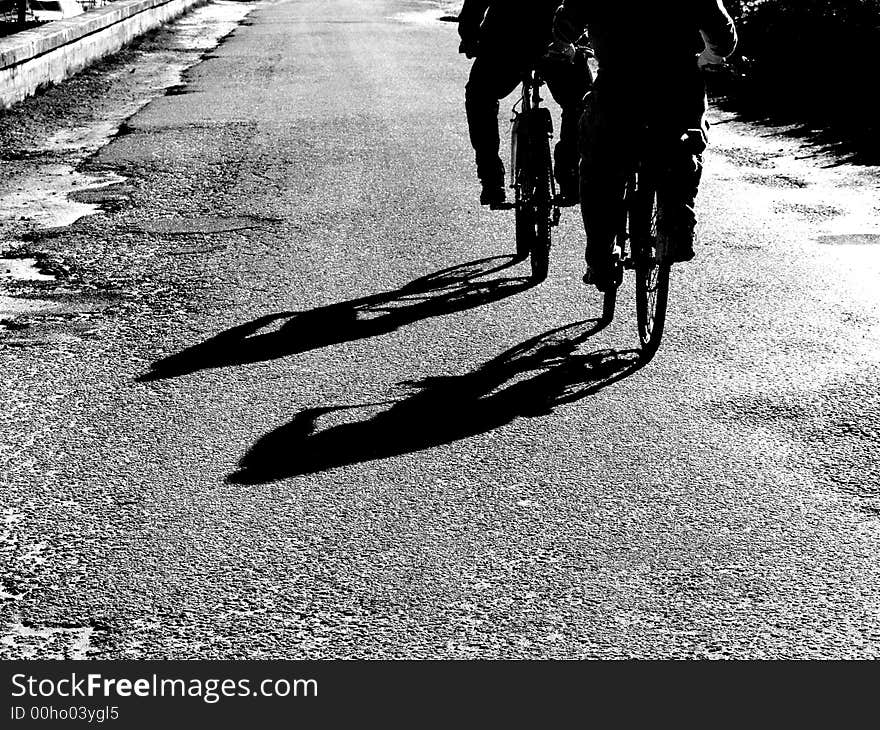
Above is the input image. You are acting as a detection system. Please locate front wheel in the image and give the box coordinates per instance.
[631,181,670,358]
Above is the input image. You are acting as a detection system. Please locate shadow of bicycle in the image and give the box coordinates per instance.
[228,320,644,483]
[139,255,532,382]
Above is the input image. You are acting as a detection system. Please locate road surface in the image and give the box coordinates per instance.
[1,0,879,659]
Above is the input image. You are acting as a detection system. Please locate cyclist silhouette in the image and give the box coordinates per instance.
[553,1,737,288]
[459,0,592,209]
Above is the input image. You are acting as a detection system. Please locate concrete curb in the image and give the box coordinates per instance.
[0,0,208,109]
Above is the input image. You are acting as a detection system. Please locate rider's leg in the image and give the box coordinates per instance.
[579,85,632,289]
[545,56,593,205]
[655,76,709,262]
[465,54,520,207]
[658,130,705,262]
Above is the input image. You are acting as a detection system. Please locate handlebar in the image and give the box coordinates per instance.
[543,40,594,65]
[699,57,750,79]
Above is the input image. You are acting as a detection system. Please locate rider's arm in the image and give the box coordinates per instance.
[697,0,738,61]
[458,0,490,42]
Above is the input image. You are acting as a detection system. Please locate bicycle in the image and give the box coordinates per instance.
[509,63,560,282]
[592,126,704,358]
[583,114,707,361]
[509,43,594,283]
[584,53,736,359]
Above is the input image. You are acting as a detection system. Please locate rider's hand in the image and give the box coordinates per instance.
[697,30,726,69]
[458,38,479,59]
[545,39,576,63]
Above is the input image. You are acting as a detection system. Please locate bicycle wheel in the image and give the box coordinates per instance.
[528,127,553,283]
[631,177,670,357]
[512,119,534,260]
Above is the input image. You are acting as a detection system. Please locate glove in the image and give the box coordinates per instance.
[458,22,480,59]
[697,30,726,68]
[459,38,479,59]
[545,39,577,64]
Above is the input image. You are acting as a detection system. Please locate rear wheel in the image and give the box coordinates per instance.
[513,124,535,260]
[632,178,670,358]
[528,132,554,283]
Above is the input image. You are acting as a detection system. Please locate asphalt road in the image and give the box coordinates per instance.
[1,0,879,659]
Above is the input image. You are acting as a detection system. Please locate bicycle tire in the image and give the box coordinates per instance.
[632,177,670,358]
[528,126,553,283]
[512,118,534,260]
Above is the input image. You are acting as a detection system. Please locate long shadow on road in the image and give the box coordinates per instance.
[228,320,645,483]
[139,255,531,382]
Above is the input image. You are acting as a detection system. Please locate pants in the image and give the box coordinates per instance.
[579,71,708,266]
[465,49,592,188]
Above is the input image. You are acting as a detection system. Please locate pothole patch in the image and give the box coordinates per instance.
[0,1,259,345]
[0,167,128,230]
[1,257,57,282]
[0,0,260,254]
[0,300,116,342]
[0,295,64,319]
[68,182,134,212]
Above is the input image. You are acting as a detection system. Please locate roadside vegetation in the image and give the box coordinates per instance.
[723,0,879,161]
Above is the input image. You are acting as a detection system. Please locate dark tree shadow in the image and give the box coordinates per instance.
[139,255,532,381]
[714,98,880,167]
[708,75,880,166]
[229,320,645,483]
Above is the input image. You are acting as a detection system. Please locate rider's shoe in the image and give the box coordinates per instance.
[480,184,507,210]
[660,227,696,263]
[670,242,696,263]
[582,261,619,292]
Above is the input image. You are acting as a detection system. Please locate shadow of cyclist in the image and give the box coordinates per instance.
[139,256,532,382]
[228,320,645,484]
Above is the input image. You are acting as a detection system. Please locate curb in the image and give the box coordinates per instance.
[0,0,209,109]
